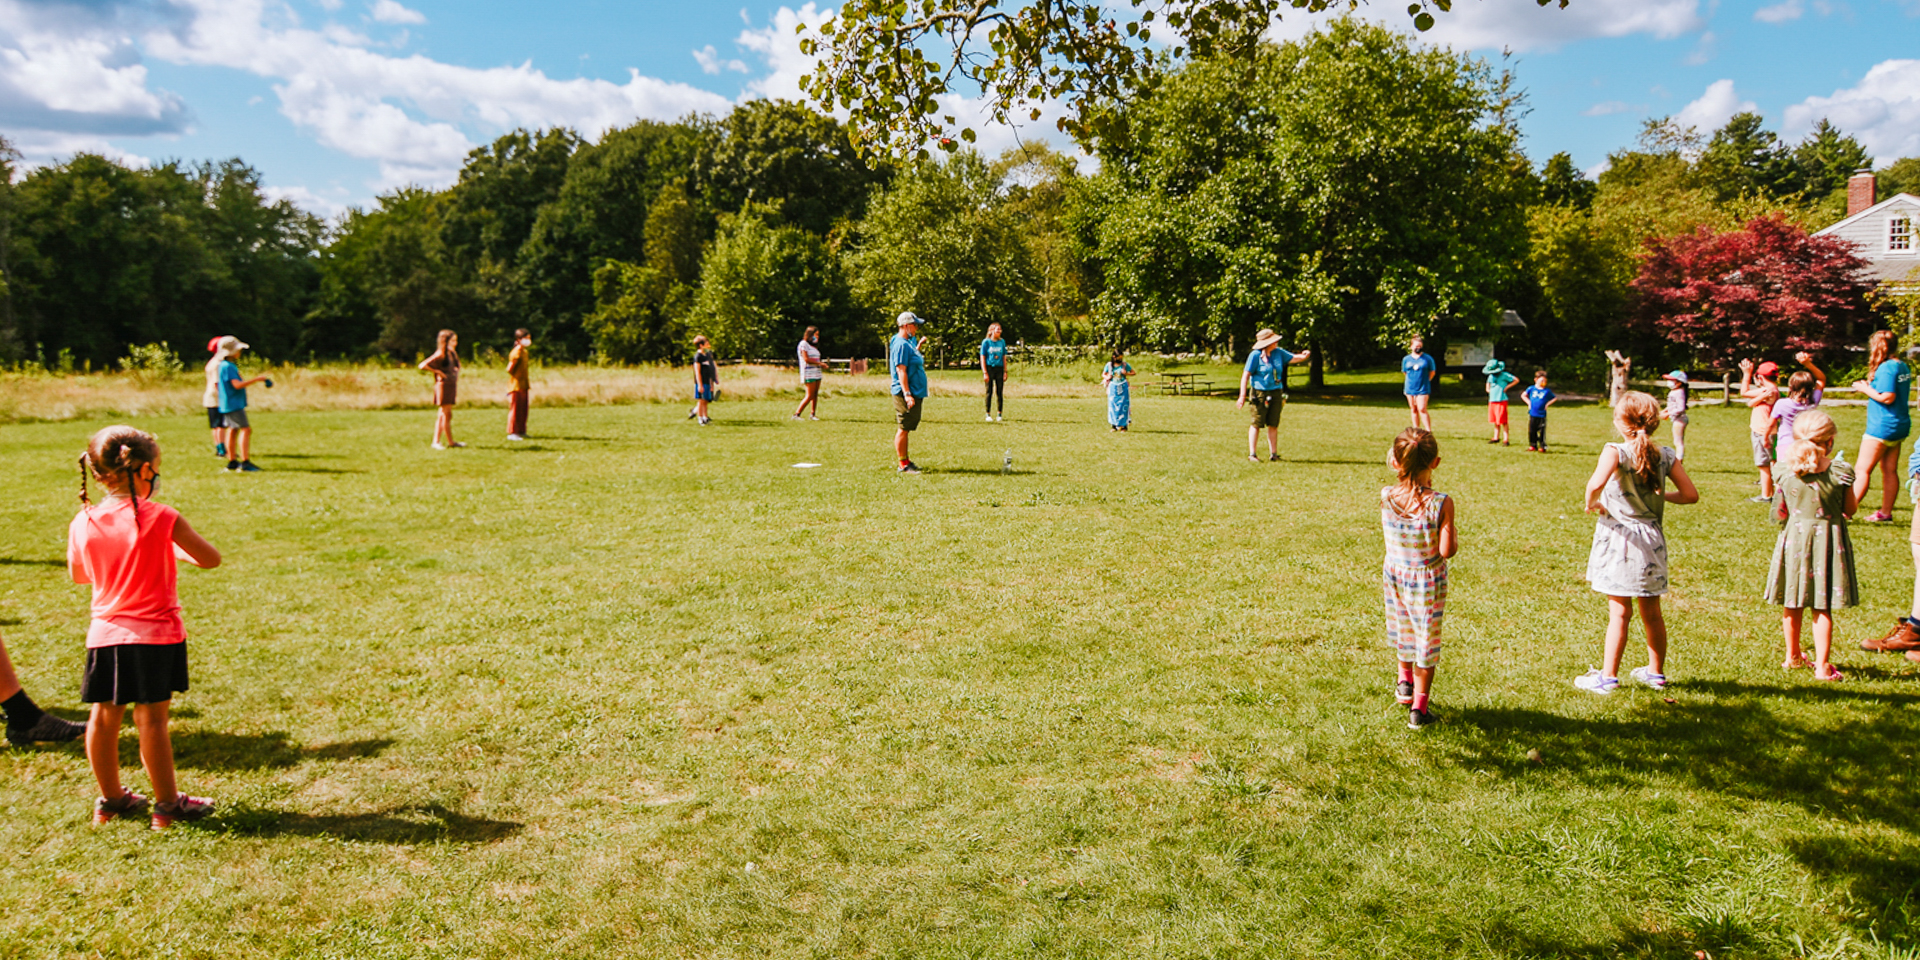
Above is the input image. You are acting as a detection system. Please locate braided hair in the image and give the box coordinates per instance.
[79,426,160,530]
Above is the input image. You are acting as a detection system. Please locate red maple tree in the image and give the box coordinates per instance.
[1630,214,1876,369]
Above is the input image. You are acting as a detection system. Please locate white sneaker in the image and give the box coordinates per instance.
[809,416,820,421]
[506,434,525,441]
[986,414,994,422]
[431,442,446,450]
[1629,665,1667,690]
[995,415,1003,422]
[1573,669,1618,695]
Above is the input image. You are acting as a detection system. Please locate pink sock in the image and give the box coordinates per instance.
[1397,663,1414,683]
[1412,694,1429,711]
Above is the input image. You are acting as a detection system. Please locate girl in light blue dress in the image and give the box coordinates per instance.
[1103,351,1134,431]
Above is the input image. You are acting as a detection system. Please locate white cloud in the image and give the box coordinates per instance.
[1674,78,1757,134]
[1583,100,1632,117]
[135,0,732,189]
[1267,0,1705,53]
[0,0,191,162]
[692,44,746,76]
[263,183,348,217]
[1755,0,1805,23]
[1683,30,1716,65]
[735,3,832,102]
[368,0,424,25]
[1784,59,1920,164]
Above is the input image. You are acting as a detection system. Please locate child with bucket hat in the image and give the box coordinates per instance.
[1483,359,1517,446]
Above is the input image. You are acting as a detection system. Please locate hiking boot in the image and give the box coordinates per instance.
[1861,619,1920,653]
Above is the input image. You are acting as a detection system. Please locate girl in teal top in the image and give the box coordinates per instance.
[1103,351,1134,431]
[980,323,1008,421]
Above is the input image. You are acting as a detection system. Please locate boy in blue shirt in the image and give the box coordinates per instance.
[1523,370,1557,452]
[215,336,270,472]
[891,312,930,473]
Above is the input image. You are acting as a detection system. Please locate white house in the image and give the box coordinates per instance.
[1815,170,1920,289]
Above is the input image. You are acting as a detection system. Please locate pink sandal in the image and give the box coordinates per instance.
[1782,655,1813,671]
[1813,666,1846,682]
[1866,511,1894,523]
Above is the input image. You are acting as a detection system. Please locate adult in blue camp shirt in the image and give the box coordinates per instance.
[1235,328,1311,462]
[890,312,929,474]
[1401,336,1437,432]
[1851,330,1914,522]
[979,323,1008,422]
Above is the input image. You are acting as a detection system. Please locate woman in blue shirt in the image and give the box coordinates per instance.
[1402,336,1437,431]
[1236,328,1310,462]
[1851,330,1913,522]
[980,323,1008,422]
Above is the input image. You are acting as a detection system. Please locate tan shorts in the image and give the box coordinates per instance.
[893,394,924,431]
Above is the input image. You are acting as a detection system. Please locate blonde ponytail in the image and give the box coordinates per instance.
[1613,392,1662,486]
[1786,409,1837,477]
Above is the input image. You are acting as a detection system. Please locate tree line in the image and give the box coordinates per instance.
[2,20,1915,378]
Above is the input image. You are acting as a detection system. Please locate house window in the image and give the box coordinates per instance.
[1894,215,1914,252]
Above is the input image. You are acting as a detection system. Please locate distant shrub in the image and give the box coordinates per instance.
[118,342,184,383]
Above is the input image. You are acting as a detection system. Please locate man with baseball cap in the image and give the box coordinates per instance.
[890,312,929,473]
[1235,328,1310,462]
[1739,358,1783,501]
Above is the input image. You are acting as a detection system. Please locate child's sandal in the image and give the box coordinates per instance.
[1813,666,1846,682]
[1782,655,1813,671]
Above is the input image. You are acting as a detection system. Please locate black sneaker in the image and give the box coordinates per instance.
[897,462,921,474]
[225,460,240,472]
[7,712,87,745]
[1407,707,1438,730]
[1394,681,1415,705]
[1269,453,1282,462]
[239,461,262,472]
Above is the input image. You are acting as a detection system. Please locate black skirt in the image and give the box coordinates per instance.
[81,643,190,705]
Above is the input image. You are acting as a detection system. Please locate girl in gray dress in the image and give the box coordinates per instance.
[1765,410,1857,680]
[1576,392,1699,695]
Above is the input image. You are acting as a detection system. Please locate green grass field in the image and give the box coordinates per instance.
[4,374,1919,959]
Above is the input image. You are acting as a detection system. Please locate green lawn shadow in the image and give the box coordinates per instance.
[163,731,395,770]
[217,802,522,844]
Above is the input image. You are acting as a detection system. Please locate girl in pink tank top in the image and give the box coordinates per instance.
[69,426,224,829]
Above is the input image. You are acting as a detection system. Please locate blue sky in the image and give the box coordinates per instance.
[3,0,1917,216]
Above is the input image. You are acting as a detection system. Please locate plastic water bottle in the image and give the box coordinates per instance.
[1003,450,1013,474]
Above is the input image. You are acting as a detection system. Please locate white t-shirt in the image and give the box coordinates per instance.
[798,340,823,380]
[203,356,224,407]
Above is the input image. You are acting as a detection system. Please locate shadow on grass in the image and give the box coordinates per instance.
[165,731,395,770]
[218,802,522,844]
[261,465,366,475]
[1447,694,1920,834]
[1789,835,1920,948]
[928,467,1035,476]
[1464,918,1699,959]
[0,557,65,567]
[1269,458,1381,466]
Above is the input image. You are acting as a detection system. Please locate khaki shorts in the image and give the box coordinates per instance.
[893,394,924,431]
[1248,390,1284,428]
[1751,431,1774,467]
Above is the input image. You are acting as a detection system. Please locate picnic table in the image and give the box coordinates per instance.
[1158,371,1214,395]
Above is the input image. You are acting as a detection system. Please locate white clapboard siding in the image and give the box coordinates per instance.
[1815,193,1920,284]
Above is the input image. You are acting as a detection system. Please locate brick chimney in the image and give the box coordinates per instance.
[1848,168,1877,217]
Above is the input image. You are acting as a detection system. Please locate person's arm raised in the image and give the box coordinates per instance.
[1665,459,1700,505]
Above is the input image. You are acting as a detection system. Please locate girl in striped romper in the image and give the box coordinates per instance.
[1381,428,1457,730]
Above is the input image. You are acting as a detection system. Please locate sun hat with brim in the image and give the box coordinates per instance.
[1663,370,1689,383]
[1481,359,1506,375]
[896,312,923,328]
[1756,361,1780,377]
[1252,329,1282,350]
[217,335,249,355]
